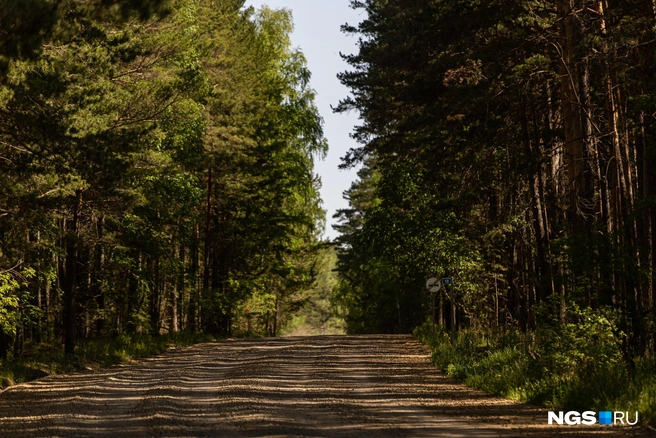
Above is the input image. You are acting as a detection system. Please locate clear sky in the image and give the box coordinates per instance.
[243,0,363,241]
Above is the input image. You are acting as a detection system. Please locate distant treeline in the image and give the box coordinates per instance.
[0,0,326,357]
[335,0,656,364]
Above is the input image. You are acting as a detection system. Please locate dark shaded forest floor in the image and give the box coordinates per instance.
[0,335,649,437]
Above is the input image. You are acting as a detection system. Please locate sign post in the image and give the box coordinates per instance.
[426,277,455,334]
[442,277,455,340]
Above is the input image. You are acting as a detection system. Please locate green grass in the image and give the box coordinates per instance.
[0,331,215,390]
[415,322,656,427]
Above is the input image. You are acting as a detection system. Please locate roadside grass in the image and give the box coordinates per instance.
[415,320,656,427]
[0,331,215,390]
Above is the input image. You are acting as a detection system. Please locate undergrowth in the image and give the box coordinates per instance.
[0,331,215,390]
[415,306,656,427]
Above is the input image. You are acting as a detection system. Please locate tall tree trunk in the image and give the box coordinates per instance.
[94,216,105,336]
[150,257,161,335]
[635,0,656,356]
[0,326,10,359]
[170,234,183,333]
[557,0,588,232]
[188,222,200,333]
[13,324,23,358]
[521,95,550,305]
[62,189,82,355]
[203,166,212,298]
[557,0,598,321]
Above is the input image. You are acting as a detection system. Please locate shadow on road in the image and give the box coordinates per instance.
[0,335,643,437]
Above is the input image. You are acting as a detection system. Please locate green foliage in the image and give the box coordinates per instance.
[74,331,214,366]
[0,273,20,335]
[0,331,213,389]
[280,245,345,336]
[0,269,40,337]
[335,1,656,420]
[334,156,489,333]
[0,0,328,355]
[415,305,656,425]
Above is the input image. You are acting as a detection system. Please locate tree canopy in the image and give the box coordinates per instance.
[0,0,327,356]
[334,0,656,367]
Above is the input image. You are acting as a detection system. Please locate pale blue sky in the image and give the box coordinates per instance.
[243,0,363,240]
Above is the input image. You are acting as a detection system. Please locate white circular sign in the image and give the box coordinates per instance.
[426,277,441,293]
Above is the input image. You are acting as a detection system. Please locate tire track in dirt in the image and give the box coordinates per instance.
[0,335,645,437]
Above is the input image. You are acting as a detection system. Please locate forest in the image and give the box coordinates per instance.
[334,0,656,420]
[2,0,656,426]
[0,0,331,361]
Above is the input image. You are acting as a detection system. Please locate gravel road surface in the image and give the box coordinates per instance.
[0,335,646,437]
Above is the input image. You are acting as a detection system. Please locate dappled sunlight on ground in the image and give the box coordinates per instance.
[0,335,644,437]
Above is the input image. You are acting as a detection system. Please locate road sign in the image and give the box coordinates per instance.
[442,277,453,286]
[426,277,442,293]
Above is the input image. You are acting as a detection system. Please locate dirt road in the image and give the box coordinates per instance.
[0,335,643,437]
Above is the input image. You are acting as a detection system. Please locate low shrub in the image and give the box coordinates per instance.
[415,306,656,427]
[0,331,214,389]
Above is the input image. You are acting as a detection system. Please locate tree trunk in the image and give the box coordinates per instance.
[0,326,10,360]
[188,222,200,333]
[557,0,588,232]
[203,166,212,298]
[62,189,82,355]
[94,217,105,336]
[521,95,550,304]
[150,257,161,335]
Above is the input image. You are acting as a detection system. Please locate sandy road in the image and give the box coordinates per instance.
[0,335,644,437]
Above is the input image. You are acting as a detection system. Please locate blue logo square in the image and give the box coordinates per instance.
[598,411,612,425]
